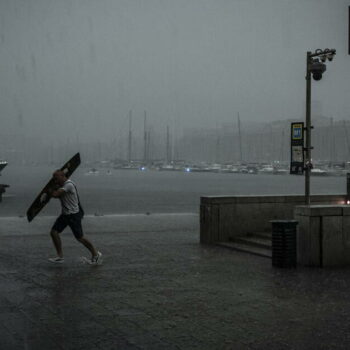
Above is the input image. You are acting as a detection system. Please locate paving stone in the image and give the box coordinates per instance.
[1,229,350,349]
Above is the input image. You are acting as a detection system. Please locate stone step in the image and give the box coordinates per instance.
[216,241,272,259]
[232,235,272,249]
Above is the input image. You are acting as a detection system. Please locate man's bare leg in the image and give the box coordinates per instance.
[50,230,63,258]
[77,236,98,258]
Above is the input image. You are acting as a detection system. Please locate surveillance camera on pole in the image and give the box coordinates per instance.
[327,52,335,61]
[310,60,327,81]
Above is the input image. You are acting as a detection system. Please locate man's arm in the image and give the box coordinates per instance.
[51,188,65,198]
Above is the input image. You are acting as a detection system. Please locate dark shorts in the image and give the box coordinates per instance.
[52,213,84,239]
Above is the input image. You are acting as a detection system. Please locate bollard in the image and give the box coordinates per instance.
[270,220,298,268]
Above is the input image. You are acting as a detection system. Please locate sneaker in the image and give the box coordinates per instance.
[48,257,64,264]
[91,251,102,265]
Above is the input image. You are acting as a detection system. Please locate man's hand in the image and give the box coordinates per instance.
[40,193,50,204]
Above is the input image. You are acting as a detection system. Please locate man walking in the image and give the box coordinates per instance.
[48,170,102,265]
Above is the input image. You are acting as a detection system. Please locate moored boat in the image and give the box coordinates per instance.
[0,161,8,174]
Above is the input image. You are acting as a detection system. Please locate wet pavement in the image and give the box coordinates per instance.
[1,214,350,349]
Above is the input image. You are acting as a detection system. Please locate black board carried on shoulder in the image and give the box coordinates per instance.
[26,153,81,222]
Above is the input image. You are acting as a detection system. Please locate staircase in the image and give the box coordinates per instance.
[216,231,272,258]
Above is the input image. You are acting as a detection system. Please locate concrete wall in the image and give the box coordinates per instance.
[200,194,347,244]
[295,205,350,267]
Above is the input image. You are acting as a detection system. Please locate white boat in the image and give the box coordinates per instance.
[259,166,274,174]
[311,168,328,176]
[273,168,289,175]
[86,168,99,175]
[159,164,176,171]
[0,161,8,174]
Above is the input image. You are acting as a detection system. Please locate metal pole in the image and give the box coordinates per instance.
[305,52,312,205]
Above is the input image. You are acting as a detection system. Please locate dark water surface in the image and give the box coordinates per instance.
[0,165,347,217]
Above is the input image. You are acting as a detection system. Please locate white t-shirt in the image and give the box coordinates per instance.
[59,180,79,215]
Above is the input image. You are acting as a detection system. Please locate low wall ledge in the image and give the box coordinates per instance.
[201,194,347,205]
[295,204,350,217]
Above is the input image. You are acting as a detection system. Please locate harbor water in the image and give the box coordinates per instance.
[0,165,348,218]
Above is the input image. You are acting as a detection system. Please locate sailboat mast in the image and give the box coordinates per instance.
[143,111,147,164]
[128,110,132,163]
[330,117,335,165]
[280,129,285,162]
[343,120,350,161]
[237,112,243,163]
[166,125,170,164]
[215,123,220,163]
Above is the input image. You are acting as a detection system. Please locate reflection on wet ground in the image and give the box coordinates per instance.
[1,226,350,349]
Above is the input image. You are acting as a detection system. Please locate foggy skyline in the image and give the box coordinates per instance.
[1,0,349,147]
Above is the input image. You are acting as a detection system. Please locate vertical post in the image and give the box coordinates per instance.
[237,112,243,163]
[215,123,220,163]
[305,52,312,205]
[347,173,350,201]
[128,110,132,163]
[147,130,151,161]
[343,121,350,159]
[166,125,170,164]
[280,129,285,162]
[143,111,147,164]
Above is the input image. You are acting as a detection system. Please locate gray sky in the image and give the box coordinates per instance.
[1,0,349,144]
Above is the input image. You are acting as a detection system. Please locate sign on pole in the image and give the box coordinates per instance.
[290,122,304,175]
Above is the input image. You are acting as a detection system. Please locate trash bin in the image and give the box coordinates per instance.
[270,220,298,268]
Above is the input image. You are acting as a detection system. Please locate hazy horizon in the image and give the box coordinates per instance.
[1,0,349,147]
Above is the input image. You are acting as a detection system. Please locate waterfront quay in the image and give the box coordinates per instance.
[0,214,350,349]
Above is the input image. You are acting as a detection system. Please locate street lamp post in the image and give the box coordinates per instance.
[304,48,336,205]
[305,52,312,205]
